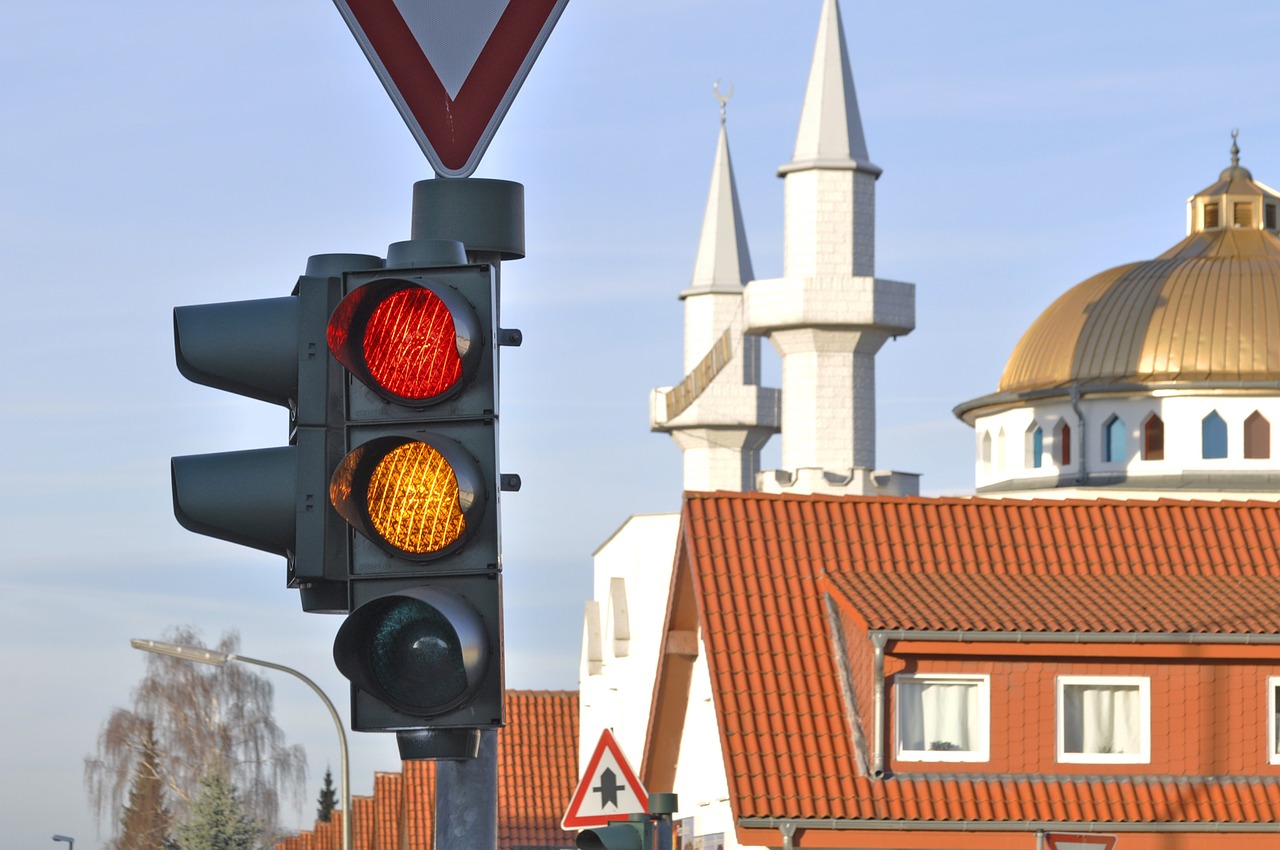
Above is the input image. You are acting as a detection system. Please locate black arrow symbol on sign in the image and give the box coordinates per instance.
[593,767,625,809]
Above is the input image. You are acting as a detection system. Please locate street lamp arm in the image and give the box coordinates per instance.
[130,639,231,666]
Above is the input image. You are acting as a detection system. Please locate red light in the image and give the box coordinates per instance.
[362,288,462,400]
[329,280,477,405]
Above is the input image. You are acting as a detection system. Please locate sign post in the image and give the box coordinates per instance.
[322,4,568,848]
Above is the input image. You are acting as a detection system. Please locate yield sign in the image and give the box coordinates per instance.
[1044,833,1118,850]
[331,0,569,177]
[562,729,649,829]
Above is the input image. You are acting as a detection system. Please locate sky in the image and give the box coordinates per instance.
[4,1,1280,848]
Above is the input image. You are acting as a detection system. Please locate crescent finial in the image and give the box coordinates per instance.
[713,79,734,124]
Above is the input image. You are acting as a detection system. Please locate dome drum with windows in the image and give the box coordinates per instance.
[956,138,1280,496]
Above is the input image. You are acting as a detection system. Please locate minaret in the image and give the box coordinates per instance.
[744,0,917,495]
[651,89,780,492]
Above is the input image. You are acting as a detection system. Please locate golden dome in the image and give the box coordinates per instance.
[997,145,1280,397]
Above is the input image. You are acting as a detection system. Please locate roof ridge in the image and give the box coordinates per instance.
[684,490,1280,509]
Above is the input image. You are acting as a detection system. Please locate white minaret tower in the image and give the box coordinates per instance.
[651,91,781,492]
[745,0,917,496]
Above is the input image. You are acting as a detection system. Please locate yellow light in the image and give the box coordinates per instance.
[365,442,466,554]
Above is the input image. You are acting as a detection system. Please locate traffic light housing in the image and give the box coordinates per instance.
[326,257,506,754]
[170,179,523,757]
[171,253,382,613]
[576,795,679,850]
[576,819,649,850]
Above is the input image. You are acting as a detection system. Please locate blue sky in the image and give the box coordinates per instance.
[5,1,1280,848]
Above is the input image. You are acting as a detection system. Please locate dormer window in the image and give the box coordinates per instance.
[1234,202,1253,227]
[1204,203,1220,229]
[1268,204,1277,231]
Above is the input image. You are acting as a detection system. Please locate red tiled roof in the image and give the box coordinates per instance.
[498,690,580,849]
[371,772,402,850]
[402,760,434,850]
[673,492,1280,833]
[276,690,577,850]
[690,493,1280,635]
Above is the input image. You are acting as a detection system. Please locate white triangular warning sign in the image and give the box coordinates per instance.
[562,729,649,829]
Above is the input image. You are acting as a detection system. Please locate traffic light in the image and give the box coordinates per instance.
[576,818,649,850]
[575,794,678,850]
[171,253,383,613]
[172,178,522,759]
[326,258,506,757]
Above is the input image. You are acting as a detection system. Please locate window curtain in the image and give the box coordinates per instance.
[900,680,975,752]
[1064,684,1140,754]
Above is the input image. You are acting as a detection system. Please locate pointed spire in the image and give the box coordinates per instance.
[684,90,754,296]
[780,0,880,177]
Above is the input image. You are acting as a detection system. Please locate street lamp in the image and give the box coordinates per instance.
[52,834,74,850]
[130,639,351,850]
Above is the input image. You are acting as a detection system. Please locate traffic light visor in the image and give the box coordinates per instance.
[328,278,480,406]
[330,435,486,558]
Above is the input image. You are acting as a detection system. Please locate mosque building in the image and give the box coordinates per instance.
[956,135,1280,498]
[577,1,1280,847]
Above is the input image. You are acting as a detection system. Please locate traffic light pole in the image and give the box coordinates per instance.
[406,178,523,850]
[435,729,498,850]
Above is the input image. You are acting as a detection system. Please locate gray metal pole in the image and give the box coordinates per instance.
[434,729,498,850]
[407,178,521,850]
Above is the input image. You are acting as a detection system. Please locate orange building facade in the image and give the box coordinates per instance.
[878,650,1280,778]
[644,493,1280,849]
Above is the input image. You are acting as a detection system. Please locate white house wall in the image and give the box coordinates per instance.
[670,641,757,850]
[579,513,681,772]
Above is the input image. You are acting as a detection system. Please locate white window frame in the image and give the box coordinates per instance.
[1056,675,1151,764]
[1268,677,1280,765]
[895,674,990,763]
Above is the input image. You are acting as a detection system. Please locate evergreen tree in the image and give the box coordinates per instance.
[175,773,258,850]
[118,722,173,850]
[315,768,337,823]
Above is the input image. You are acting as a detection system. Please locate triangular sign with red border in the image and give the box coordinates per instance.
[562,728,649,829]
[332,0,569,177]
[1044,833,1118,850]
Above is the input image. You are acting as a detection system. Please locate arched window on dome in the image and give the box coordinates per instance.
[1202,411,1228,459]
[980,431,992,468]
[1141,414,1164,461]
[1245,411,1270,459]
[1056,421,1072,467]
[1103,415,1126,464]
[1027,424,1044,469]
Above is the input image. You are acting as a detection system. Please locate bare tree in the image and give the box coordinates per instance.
[85,627,307,847]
